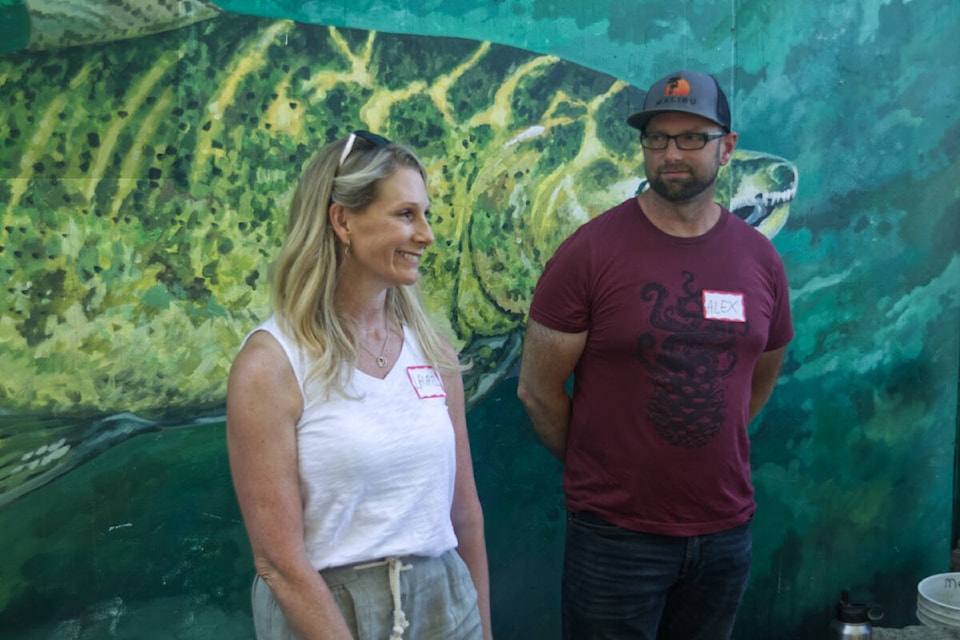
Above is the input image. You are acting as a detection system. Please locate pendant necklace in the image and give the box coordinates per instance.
[360,327,391,368]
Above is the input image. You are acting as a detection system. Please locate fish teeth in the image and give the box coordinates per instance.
[8,439,71,478]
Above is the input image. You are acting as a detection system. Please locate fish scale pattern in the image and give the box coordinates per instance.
[0,12,797,504]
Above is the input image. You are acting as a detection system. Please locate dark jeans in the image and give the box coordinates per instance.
[562,511,752,640]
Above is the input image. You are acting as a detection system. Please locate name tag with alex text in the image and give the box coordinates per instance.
[702,290,746,322]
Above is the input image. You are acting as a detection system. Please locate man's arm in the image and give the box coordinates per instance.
[748,345,788,422]
[516,318,588,462]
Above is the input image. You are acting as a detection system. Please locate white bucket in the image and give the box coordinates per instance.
[917,572,960,628]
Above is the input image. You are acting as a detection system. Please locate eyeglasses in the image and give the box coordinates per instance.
[640,131,726,151]
[338,130,392,168]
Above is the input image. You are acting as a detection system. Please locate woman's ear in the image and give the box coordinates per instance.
[328,202,350,244]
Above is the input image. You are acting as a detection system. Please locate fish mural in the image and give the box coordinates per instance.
[0,0,223,53]
[0,9,798,506]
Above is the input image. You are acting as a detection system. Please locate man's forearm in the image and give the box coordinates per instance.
[517,320,586,463]
[748,346,787,422]
[518,388,571,462]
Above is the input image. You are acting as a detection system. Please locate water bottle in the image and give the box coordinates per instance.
[830,589,883,639]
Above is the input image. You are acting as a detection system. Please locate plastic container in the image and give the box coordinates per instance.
[917,572,960,628]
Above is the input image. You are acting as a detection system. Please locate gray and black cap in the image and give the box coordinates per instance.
[627,70,731,132]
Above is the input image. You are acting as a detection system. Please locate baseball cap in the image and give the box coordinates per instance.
[626,70,731,132]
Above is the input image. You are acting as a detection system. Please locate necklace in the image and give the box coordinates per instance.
[359,326,391,368]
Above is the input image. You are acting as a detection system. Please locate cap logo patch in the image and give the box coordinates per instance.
[652,77,697,109]
[664,77,691,96]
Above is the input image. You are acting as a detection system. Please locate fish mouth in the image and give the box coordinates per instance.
[727,153,799,238]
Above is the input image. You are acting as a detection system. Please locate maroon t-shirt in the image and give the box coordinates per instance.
[529,197,793,536]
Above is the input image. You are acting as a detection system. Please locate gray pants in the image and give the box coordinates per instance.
[252,550,482,640]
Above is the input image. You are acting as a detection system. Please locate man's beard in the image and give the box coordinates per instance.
[646,163,719,202]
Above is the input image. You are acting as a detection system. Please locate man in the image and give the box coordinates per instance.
[517,70,793,640]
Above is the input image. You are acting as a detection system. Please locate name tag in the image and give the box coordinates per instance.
[406,366,446,399]
[702,290,745,322]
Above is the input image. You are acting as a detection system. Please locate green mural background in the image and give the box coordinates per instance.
[0,1,958,639]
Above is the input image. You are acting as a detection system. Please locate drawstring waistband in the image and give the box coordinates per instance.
[352,556,413,640]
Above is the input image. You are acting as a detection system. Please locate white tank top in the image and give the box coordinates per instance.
[248,316,458,570]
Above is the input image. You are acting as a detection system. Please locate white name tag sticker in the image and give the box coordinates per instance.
[702,290,746,322]
[406,366,446,399]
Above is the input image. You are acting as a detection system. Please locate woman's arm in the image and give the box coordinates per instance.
[226,331,354,640]
[441,345,493,640]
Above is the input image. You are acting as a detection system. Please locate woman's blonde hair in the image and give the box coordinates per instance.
[270,134,459,397]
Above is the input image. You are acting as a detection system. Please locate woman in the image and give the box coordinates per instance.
[227,131,492,640]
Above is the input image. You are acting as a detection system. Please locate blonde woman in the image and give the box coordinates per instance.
[227,131,492,640]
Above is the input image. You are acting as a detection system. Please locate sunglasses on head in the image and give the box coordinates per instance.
[338,130,392,169]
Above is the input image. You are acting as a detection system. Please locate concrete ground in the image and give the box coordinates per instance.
[874,625,960,639]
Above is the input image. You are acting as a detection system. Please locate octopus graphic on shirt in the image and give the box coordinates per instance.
[635,272,750,449]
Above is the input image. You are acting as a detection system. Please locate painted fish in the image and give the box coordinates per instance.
[0,12,798,505]
[4,0,222,53]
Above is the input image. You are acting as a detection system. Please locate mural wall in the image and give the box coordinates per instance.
[0,1,957,638]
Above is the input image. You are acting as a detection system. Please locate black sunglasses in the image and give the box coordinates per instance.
[337,130,392,169]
